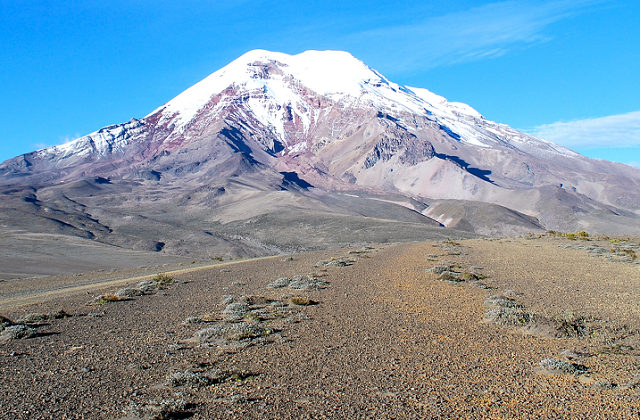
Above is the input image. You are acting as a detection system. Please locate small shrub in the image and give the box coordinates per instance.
[165,371,211,388]
[137,281,156,294]
[222,303,250,321]
[229,371,255,382]
[16,310,71,324]
[243,312,262,322]
[152,273,174,289]
[552,310,595,338]
[289,296,315,306]
[115,288,143,298]
[485,296,521,308]
[427,265,453,275]
[95,294,126,304]
[267,277,291,288]
[484,296,531,326]
[459,272,480,281]
[1,324,38,340]
[315,257,355,267]
[127,398,193,420]
[538,358,587,375]
[565,233,577,240]
[438,271,463,282]
[577,231,589,238]
[484,308,531,326]
[196,323,271,342]
[619,248,638,260]
[183,316,203,325]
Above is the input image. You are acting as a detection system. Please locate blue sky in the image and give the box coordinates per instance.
[1,0,639,166]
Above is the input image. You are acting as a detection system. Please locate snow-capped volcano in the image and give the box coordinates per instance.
[149,49,575,155]
[15,49,575,164]
[2,49,640,236]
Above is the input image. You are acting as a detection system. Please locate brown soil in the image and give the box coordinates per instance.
[1,238,639,419]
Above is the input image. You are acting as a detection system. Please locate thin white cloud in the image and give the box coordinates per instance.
[348,0,602,71]
[528,111,640,148]
[58,133,82,145]
[31,133,82,151]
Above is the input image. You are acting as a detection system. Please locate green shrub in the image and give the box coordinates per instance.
[152,273,174,288]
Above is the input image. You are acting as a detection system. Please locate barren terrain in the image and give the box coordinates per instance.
[1,236,640,419]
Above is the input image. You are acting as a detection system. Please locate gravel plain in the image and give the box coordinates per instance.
[1,236,640,419]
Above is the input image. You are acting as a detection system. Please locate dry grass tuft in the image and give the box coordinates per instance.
[152,273,174,288]
[95,294,127,304]
[289,296,316,306]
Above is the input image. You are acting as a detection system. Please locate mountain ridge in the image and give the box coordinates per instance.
[1,49,639,271]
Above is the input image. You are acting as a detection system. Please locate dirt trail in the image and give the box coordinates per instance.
[0,256,280,310]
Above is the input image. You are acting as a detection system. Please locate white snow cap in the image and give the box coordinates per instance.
[151,50,482,124]
[143,49,575,155]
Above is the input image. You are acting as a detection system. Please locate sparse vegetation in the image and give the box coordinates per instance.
[268,277,292,288]
[127,398,193,420]
[115,288,143,298]
[95,294,127,304]
[16,310,72,324]
[550,309,596,338]
[289,296,315,306]
[618,248,638,260]
[1,324,38,340]
[268,274,328,290]
[483,295,532,326]
[165,371,212,388]
[222,302,250,322]
[196,323,272,342]
[136,281,156,294]
[537,358,587,375]
[547,230,591,240]
[315,257,356,267]
[427,261,485,283]
[243,312,262,322]
[152,272,174,289]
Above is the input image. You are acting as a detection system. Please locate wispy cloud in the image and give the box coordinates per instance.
[58,133,82,145]
[528,111,640,148]
[31,133,82,151]
[347,0,601,71]
[31,143,50,150]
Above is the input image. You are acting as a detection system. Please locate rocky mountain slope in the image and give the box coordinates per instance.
[1,50,639,269]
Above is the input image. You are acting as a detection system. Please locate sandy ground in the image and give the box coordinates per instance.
[0,232,194,280]
[1,237,639,419]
